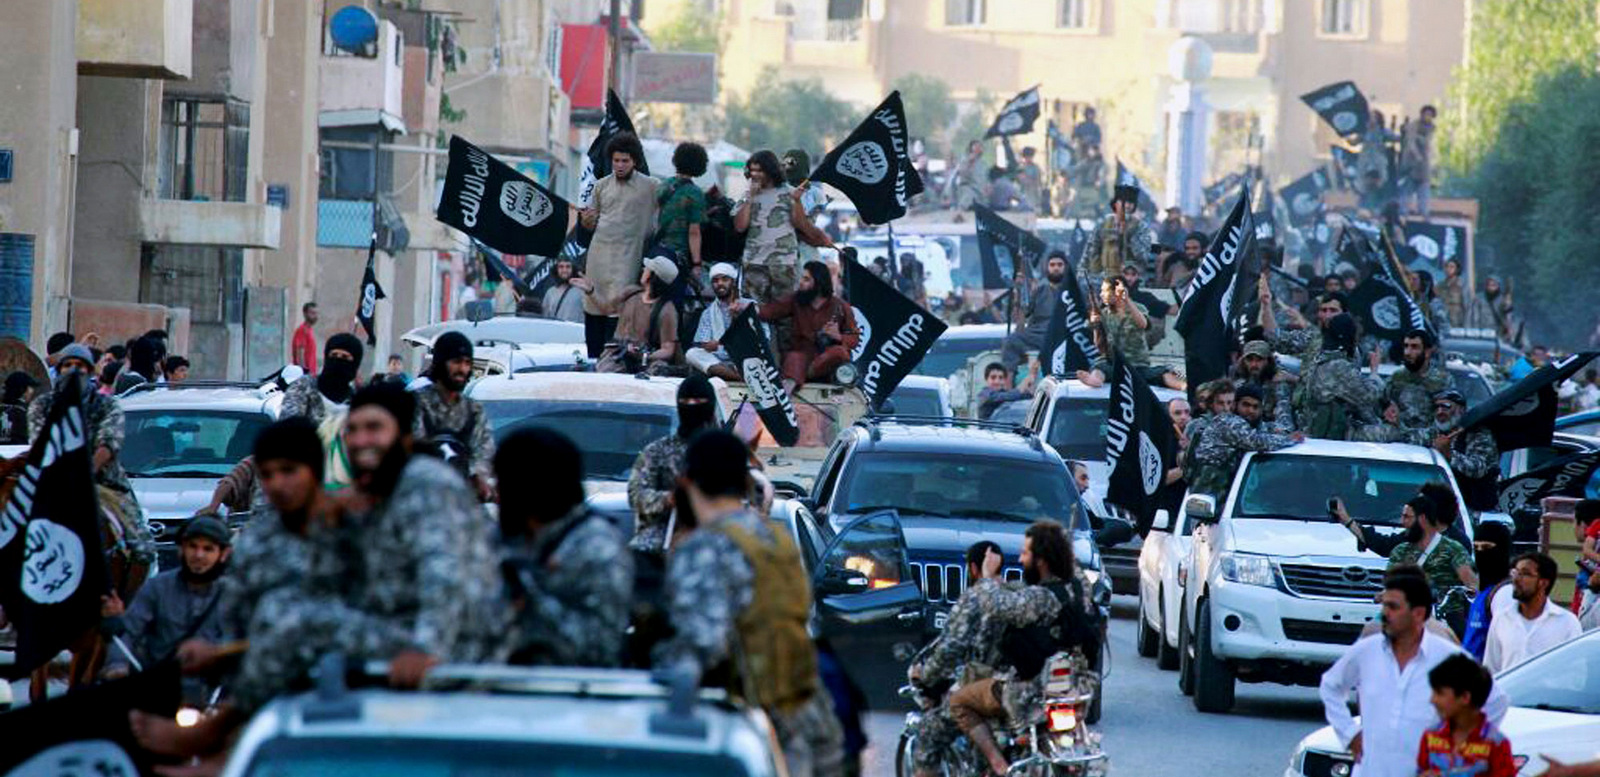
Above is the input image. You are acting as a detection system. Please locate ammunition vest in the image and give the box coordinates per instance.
[713,522,819,715]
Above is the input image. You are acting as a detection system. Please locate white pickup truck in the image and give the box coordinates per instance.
[1175,440,1478,713]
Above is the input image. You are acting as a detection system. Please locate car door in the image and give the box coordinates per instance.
[811,509,927,709]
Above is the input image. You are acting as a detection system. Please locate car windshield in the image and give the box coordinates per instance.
[1234,454,1448,525]
[1449,369,1492,406]
[988,399,1032,425]
[123,410,270,478]
[838,452,1083,527]
[1561,419,1600,437]
[244,737,756,777]
[482,400,674,482]
[889,386,945,417]
[1497,632,1600,714]
[912,336,1002,378]
[1045,397,1109,462]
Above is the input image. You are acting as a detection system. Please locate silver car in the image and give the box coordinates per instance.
[118,381,282,566]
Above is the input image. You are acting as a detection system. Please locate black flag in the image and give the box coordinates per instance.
[722,307,799,447]
[1301,81,1369,139]
[0,659,181,775]
[1175,186,1255,393]
[985,85,1042,138]
[1278,169,1331,227]
[1047,120,1074,172]
[974,204,1046,289]
[577,89,647,208]
[810,92,924,225]
[1104,356,1179,523]
[356,238,385,345]
[0,376,106,676]
[1066,222,1090,264]
[1459,352,1600,452]
[1348,237,1428,346]
[1330,146,1362,188]
[475,242,533,298]
[844,259,948,408]
[1498,450,1600,515]
[1401,220,1464,274]
[1114,161,1160,216]
[1202,171,1245,209]
[437,135,572,259]
[1041,269,1101,377]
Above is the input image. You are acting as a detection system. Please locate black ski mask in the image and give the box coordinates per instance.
[318,333,366,404]
[677,373,718,439]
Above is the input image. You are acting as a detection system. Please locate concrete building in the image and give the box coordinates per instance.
[716,0,1468,197]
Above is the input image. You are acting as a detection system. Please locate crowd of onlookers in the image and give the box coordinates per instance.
[0,329,189,445]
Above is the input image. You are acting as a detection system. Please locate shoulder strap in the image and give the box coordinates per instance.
[537,513,598,566]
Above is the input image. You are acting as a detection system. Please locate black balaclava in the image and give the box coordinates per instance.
[319,333,366,404]
[3,371,38,405]
[129,336,161,380]
[1474,520,1513,589]
[677,373,718,439]
[429,331,474,391]
[1324,313,1358,359]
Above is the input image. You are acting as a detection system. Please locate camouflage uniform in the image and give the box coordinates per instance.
[279,374,337,426]
[1294,352,1378,440]
[502,506,633,667]
[1437,421,1498,481]
[910,577,1064,774]
[1231,375,1296,433]
[411,384,495,482]
[1188,413,1298,498]
[1082,213,1153,282]
[217,508,315,643]
[995,570,1099,727]
[28,387,151,568]
[1384,362,1450,432]
[1101,302,1151,367]
[1349,421,1426,444]
[1180,414,1215,487]
[627,434,687,553]
[655,509,844,777]
[1268,326,1322,362]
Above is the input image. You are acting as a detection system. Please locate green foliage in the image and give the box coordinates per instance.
[439,92,466,124]
[1439,0,1598,179]
[650,2,722,54]
[723,66,856,157]
[891,74,958,157]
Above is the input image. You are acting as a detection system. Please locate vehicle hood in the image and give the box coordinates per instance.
[1227,518,1383,562]
[898,515,1031,558]
[1296,707,1600,771]
[584,479,629,497]
[131,477,223,520]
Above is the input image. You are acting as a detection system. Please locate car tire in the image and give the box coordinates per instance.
[1177,601,1196,696]
[1192,599,1236,714]
[1156,588,1179,671]
[1136,586,1159,658]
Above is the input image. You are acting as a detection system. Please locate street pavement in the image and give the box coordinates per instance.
[859,596,1330,776]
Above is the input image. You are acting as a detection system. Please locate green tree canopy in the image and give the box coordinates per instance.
[723,66,856,159]
[648,2,721,54]
[891,74,958,157]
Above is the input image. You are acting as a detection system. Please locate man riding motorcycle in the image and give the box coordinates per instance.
[906,537,1067,777]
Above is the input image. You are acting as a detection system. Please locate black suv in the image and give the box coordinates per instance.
[801,417,1118,629]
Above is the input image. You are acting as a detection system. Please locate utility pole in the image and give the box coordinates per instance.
[607,0,622,95]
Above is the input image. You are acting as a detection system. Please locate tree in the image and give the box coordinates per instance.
[723,66,856,157]
[648,1,721,55]
[891,74,958,157]
[1438,1,1600,347]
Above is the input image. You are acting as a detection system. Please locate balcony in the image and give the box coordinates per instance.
[77,0,192,79]
[320,20,406,133]
[446,69,564,152]
[140,199,282,249]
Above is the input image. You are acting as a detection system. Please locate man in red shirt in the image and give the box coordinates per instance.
[291,302,319,374]
[1418,654,1517,777]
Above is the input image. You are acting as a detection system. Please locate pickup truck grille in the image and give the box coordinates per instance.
[910,562,1023,604]
[1279,562,1384,600]
[1281,618,1367,646]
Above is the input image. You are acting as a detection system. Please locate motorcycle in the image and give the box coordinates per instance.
[897,651,1109,776]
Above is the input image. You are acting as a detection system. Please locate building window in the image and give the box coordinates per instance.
[1319,0,1365,37]
[1162,0,1262,34]
[945,0,984,26]
[1059,0,1093,29]
[159,98,250,203]
[318,126,395,201]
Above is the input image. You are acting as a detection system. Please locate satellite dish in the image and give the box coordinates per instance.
[329,6,379,54]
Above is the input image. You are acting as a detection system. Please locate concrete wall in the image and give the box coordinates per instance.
[68,298,188,356]
[312,246,395,374]
[78,0,193,79]
[71,76,158,305]
[320,21,406,121]
[0,1,81,349]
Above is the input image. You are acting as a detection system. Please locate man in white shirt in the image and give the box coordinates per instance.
[1320,567,1508,777]
[1484,552,1583,674]
[686,263,765,382]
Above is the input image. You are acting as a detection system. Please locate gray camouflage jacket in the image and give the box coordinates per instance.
[628,434,687,553]
[1190,413,1297,497]
[915,577,1063,685]
[411,384,495,481]
[1384,362,1450,431]
[503,507,633,667]
[653,509,769,678]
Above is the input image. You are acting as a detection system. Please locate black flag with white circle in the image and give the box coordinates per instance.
[974,204,1046,288]
[1459,352,1600,452]
[437,135,572,259]
[0,376,106,677]
[1301,81,1369,140]
[810,91,924,225]
[1498,450,1600,515]
[1278,169,1331,228]
[984,85,1041,139]
[1104,356,1179,524]
[0,658,181,775]
[1175,186,1255,394]
[356,238,386,345]
[722,306,800,447]
[844,259,947,408]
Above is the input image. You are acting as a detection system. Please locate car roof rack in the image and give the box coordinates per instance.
[119,379,279,397]
[854,414,1037,443]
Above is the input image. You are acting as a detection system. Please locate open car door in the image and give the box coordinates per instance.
[811,510,927,709]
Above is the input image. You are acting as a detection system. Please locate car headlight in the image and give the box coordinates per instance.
[1219,552,1275,588]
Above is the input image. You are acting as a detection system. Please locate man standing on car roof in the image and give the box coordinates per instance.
[999,250,1072,380]
[1082,183,1153,284]
[1188,383,1303,498]
[498,427,633,667]
[1384,329,1450,432]
[627,374,720,554]
[412,331,495,502]
[655,431,845,777]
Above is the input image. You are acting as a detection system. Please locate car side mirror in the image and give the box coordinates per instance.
[815,567,870,597]
[1149,509,1172,533]
[1095,519,1135,547]
[1186,494,1218,524]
